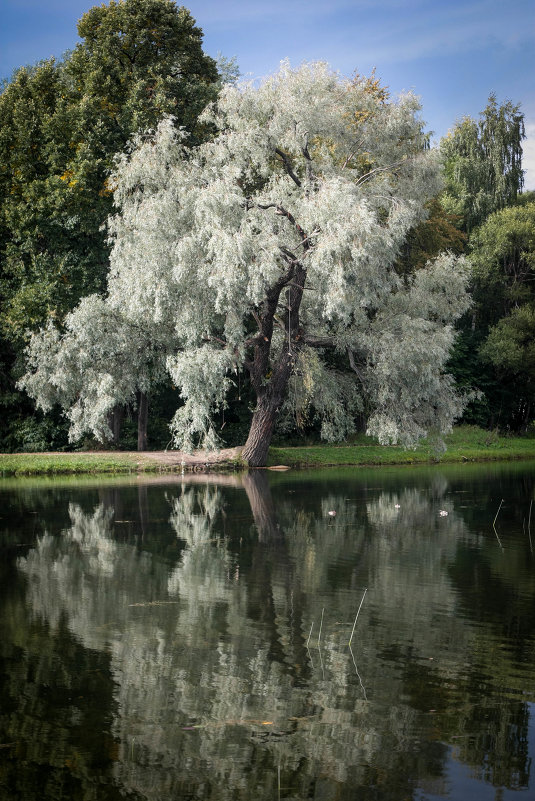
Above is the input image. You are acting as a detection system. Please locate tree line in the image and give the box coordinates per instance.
[1,0,532,463]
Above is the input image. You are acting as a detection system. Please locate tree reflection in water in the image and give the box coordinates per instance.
[8,467,535,800]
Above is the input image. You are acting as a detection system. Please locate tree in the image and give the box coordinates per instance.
[19,294,177,449]
[471,202,535,429]
[439,98,527,430]
[68,0,219,145]
[0,59,77,336]
[395,197,466,275]
[441,94,525,234]
[0,0,219,450]
[22,62,471,465]
[0,1,218,338]
[470,201,535,321]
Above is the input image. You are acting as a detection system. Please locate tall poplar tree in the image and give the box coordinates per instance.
[439,96,527,430]
[441,94,525,234]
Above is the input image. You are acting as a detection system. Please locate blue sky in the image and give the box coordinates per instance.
[2,0,534,187]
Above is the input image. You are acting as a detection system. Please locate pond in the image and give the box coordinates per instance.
[1,461,535,800]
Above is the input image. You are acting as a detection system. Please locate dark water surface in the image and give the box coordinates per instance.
[1,461,535,800]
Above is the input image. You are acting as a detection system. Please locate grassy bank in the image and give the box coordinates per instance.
[267,426,535,468]
[1,426,535,476]
[0,452,142,477]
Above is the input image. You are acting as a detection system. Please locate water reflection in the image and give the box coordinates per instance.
[1,464,535,800]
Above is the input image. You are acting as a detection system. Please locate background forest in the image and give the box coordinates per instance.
[1,0,533,453]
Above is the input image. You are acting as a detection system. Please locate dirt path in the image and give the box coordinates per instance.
[133,446,243,469]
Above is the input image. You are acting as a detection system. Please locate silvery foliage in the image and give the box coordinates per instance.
[22,61,471,448]
[278,347,364,442]
[19,294,172,442]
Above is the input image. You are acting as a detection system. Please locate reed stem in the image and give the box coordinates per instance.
[348,588,367,647]
[493,498,504,528]
[317,607,325,648]
[306,621,314,648]
[493,499,504,549]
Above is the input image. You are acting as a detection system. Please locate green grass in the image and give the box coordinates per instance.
[267,425,535,468]
[1,426,535,476]
[0,452,142,477]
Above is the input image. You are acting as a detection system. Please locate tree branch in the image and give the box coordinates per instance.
[354,159,407,187]
[279,245,298,265]
[287,280,314,291]
[253,200,311,253]
[347,347,366,383]
[275,205,309,248]
[301,133,315,186]
[341,136,367,169]
[301,135,311,162]
[302,335,335,348]
[251,309,263,330]
[272,314,287,332]
[202,335,227,347]
[275,147,301,188]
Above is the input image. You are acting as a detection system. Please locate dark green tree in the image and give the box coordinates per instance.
[68,0,219,146]
[449,201,535,431]
[473,202,535,429]
[470,201,535,320]
[395,197,467,276]
[0,0,219,450]
[0,59,75,337]
[0,0,218,338]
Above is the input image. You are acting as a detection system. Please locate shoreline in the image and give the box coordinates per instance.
[2,428,535,476]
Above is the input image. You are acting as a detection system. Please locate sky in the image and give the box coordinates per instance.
[1,0,534,188]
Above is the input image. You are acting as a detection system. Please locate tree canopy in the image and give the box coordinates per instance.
[0,0,218,339]
[471,202,535,429]
[441,94,525,234]
[470,201,535,317]
[21,62,471,464]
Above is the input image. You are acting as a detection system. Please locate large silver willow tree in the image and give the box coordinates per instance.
[21,62,471,466]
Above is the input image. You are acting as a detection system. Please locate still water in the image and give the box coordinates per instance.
[1,461,535,800]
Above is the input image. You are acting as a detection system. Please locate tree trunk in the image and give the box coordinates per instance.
[138,484,148,539]
[521,399,531,433]
[137,390,148,451]
[107,405,124,446]
[242,259,307,467]
[242,470,283,541]
[241,393,281,467]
